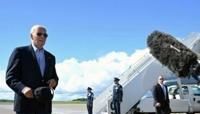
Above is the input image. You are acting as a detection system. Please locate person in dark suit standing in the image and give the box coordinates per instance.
[87,87,94,114]
[152,75,171,114]
[112,77,123,114]
[6,25,59,114]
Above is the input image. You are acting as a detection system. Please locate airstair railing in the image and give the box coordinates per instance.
[94,50,153,114]
[119,54,154,87]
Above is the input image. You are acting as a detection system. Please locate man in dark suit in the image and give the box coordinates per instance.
[112,77,123,114]
[6,25,59,114]
[152,75,171,114]
[87,87,94,114]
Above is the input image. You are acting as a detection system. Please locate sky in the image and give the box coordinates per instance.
[1,0,200,101]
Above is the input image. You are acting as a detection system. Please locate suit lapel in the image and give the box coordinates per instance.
[158,84,165,97]
[28,45,43,78]
[43,51,50,78]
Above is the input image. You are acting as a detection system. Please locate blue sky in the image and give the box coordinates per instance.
[1,0,200,68]
[1,0,200,100]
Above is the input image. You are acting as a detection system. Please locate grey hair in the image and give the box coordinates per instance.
[30,25,47,34]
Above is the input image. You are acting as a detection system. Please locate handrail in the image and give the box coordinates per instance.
[94,50,153,113]
[120,54,153,85]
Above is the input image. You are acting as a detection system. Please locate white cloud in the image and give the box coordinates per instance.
[0,70,11,91]
[0,48,148,100]
[0,70,14,100]
[55,48,149,100]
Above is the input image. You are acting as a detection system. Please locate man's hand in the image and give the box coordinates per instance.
[22,86,33,98]
[47,79,57,88]
[155,102,161,107]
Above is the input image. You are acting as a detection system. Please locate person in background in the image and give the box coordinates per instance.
[152,75,171,114]
[87,87,94,114]
[112,77,123,114]
[6,25,59,114]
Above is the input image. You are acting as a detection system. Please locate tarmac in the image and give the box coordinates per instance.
[1,103,198,114]
[0,103,87,114]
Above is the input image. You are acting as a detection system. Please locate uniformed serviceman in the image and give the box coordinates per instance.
[112,77,123,114]
[87,87,94,114]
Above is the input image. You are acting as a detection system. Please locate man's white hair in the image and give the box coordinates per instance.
[30,25,47,34]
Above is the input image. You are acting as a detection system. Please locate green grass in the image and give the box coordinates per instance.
[53,100,86,104]
[0,99,86,104]
[0,99,13,103]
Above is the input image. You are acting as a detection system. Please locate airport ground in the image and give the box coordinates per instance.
[0,102,199,114]
[0,102,87,114]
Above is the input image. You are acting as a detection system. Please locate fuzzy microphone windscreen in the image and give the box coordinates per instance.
[147,31,198,78]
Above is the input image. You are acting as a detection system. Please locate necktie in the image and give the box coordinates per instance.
[161,85,167,99]
[36,49,45,76]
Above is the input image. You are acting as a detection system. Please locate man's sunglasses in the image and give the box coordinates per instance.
[159,78,164,80]
[37,33,48,38]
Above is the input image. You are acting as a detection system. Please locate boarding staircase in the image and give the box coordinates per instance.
[93,34,200,114]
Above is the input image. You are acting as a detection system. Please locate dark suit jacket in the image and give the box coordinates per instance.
[6,45,59,113]
[152,83,170,109]
[113,84,123,102]
[87,92,94,106]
